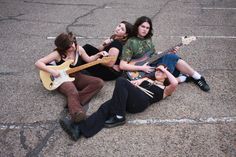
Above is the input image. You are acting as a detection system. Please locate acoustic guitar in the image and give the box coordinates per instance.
[126,36,197,80]
[39,56,115,90]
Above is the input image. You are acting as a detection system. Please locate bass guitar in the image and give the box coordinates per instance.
[39,56,115,90]
[126,36,196,80]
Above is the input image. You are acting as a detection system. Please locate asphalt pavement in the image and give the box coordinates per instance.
[0,0,235,156]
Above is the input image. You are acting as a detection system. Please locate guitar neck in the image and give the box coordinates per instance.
[66,60,101,75]
[147,43,183,63]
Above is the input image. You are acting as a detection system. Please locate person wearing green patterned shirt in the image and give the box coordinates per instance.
[121,36,155,61]
[120,16,210,92]
[120,16,156,74]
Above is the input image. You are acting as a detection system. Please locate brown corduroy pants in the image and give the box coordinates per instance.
[58,72,104,118]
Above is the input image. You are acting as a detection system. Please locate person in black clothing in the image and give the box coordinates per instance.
[59,64,178,141]
[82,21,133,81]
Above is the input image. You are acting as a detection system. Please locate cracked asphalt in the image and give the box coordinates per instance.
[0,0,235,156]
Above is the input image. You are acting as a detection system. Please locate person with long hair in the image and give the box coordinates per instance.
[59,64,178,141]
[35,32,104,123]
[82,21,133,81]
[119,16,210,92]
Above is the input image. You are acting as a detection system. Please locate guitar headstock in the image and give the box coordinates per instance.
[99,56,117,63]
[182,36,197,45]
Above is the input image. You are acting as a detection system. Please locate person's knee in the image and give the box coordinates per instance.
[94,78,104,89]
[68,88,79,96]
[177,59,184,63]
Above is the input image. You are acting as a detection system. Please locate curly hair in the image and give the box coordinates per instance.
[133,16,153,39]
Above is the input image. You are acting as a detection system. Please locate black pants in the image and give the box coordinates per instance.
[82,44,122,81]
[77,77,150,137]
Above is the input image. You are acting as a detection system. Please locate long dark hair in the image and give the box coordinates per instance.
[110,21,133,44]
[54,32,76,59]
[133,16,153,39]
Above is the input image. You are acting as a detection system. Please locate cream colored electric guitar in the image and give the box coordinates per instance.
[39,56,115,90]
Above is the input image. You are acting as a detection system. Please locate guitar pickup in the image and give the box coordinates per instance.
[50,75,54,81]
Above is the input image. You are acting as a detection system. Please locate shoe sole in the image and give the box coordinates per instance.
[104,120,126,128]
[193,82,210,92]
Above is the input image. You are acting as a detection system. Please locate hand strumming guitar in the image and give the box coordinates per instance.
[141,62,155,73]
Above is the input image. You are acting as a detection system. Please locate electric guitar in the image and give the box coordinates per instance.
[126,36,197,80]
[39,56,116,90]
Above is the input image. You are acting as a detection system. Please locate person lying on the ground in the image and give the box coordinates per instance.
[59,64,178,141]
[119,16,210,92]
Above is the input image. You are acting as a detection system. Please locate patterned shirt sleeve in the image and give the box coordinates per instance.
[120,39,134,62]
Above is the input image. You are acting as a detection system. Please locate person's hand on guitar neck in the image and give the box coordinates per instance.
[170,46,180,54]
[96,51,109,58]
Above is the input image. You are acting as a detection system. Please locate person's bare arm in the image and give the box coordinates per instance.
[79,46,108,63]
[119,60,154,73]
[101,47,119,67]
[161,67,178,97]
[35,51,61,77]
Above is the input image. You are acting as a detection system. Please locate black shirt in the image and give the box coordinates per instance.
[104,40,123,65]
[140,81,164,104]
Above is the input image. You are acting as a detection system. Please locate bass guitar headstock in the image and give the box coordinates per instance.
[182,36,197,45]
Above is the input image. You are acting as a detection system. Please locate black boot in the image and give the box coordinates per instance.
[59,117,81,141]
[104,115,125,128]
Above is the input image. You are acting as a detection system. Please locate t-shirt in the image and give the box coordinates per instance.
[104,40,123,65]
[121,37,155,62]
[140,80,164,104]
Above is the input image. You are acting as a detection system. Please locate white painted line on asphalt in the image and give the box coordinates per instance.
[195,36,236,39]
[128,116,236,125]
[202,7,236,10]
[46,36,108,40]
[47,36,236,40]
[167,35,236,39]
[0,124,48,130]
[1,117,235,130]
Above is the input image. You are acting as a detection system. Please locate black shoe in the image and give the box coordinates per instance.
[104,116,125,128]
[193,76,210,92]
[59,117,81,141]
[185,76,194,83]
